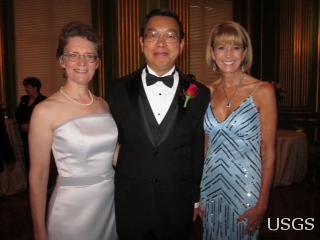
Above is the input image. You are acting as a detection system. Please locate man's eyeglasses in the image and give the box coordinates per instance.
[144,31,180,43]
[63,52,99,63]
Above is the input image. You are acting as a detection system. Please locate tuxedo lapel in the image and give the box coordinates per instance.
[124,69,193,147]
[176,73,191,122]
[157,74,191,146]
[125,70,156,146]
[139,88,157,146]
[156,93,179,146]
[140,84,178,147]
[125,72,142,109]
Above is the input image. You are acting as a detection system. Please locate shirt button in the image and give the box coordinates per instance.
[153,150,158,155]
[153,178,158,183]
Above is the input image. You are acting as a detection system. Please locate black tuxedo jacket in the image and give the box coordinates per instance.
[108,68,210,239]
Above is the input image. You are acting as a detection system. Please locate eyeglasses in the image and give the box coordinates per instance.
[63,52,99,63]
[144,31,180,43]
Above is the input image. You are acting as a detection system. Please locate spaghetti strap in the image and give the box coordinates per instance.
[251,81,262,96]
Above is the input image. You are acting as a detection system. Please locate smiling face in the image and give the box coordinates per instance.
[59,36,99,85]
[140,16,184,76]
[211,42,247,73]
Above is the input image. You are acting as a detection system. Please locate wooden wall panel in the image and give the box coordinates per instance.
[169,0,189,74]
[116,0,189,77]
[117,0,141,77]
[279,0,312,108]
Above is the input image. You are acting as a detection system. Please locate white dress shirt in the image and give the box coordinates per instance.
[142,66,178,124]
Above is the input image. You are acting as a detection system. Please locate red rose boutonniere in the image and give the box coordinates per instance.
[183,83,199,108]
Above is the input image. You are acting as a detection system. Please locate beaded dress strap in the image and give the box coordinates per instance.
[251,81,263,96]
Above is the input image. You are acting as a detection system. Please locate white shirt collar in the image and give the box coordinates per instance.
[146,66,176,77]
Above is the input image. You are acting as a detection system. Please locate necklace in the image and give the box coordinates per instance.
[221,73,244,107]
[60,87,93,106]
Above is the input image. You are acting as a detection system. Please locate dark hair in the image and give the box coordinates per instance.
[187,74,196,80]
[23,77,42,92]
[56,21,102,60]
[140,8,185,40]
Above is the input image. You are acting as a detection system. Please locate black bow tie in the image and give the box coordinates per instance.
[146,73,174,88]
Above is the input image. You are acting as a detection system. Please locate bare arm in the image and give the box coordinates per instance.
[256,83,277,209]
[238,82,277,235]
[112,143,120,167]
[204,133,209,157]
[29,103,53,240]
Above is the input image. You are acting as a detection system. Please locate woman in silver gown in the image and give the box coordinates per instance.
[200,21,277,240]
[29,21,118,240]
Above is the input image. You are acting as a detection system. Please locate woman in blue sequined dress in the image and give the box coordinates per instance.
[200,21,277,239]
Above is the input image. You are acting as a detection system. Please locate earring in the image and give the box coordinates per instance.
[241,62,245,72]
[212,62,217,72]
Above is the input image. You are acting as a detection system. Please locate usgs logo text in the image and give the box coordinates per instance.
[268,218,314,231]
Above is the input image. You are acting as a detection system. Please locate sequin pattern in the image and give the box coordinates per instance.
[201,97,261,240]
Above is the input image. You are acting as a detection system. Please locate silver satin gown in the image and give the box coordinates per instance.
[47,114,118,240]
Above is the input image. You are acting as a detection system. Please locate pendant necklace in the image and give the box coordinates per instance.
[60,87,93,106]
[221,73,244,107]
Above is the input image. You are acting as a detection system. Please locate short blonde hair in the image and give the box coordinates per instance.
[205,21,253,72]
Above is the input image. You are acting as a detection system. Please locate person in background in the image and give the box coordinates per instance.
[187,73,197,81]
[0,104,16,173]
[15,77,47,173]
[29,21,118,240]
[108,8,210,240]
[199,21,277,239]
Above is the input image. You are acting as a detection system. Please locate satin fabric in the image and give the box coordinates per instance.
[47,114,118,240]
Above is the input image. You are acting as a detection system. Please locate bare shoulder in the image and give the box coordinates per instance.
[244,75,273,93]
[30,91,66,131]
[251,79,277,108]
[33,92,62,116]
[255,80,275,95]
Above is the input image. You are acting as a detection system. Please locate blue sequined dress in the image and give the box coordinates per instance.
[201,96,261,240]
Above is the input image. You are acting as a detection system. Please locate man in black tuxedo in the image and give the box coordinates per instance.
[108,8,210,240]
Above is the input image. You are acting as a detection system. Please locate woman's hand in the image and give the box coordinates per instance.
[237,205,266,236]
